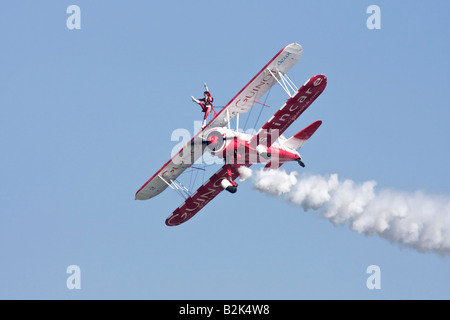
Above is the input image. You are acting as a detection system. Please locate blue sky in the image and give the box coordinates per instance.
[1,0,450,299]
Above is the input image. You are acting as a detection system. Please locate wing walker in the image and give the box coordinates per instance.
[135,43,327,226]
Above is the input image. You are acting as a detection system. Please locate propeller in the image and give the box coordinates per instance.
[202,130,235,152]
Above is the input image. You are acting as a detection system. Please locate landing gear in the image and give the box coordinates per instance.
[225,185,238,194]
[221,164,239,194]
[221,177,238,193]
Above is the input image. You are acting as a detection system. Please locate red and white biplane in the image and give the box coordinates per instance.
[135,43,327,226]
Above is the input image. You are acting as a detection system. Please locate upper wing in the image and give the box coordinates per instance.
[207,42,303,129]
[249,74,327,149]
[165,164,246,226]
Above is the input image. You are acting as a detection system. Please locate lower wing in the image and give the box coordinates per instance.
[165,164,248,226]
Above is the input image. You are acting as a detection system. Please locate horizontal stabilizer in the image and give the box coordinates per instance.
[281,120,322,150]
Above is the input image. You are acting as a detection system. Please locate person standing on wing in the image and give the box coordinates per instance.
[191,83,216,128]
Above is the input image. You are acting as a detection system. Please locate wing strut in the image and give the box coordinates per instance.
[266,68,299,98]
[226,108,231,130]
[157,175,192,200]
[279,72,298,94]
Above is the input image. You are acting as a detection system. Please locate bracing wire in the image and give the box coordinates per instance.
[253,86,272,130]
[243,103,254,131]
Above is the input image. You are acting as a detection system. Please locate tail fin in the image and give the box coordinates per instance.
[280,120,322,150]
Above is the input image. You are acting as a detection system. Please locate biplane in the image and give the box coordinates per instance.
[135,43,327,226]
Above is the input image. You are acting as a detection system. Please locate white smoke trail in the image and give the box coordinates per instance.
[238,166,253,182]
[249,169,450,254]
